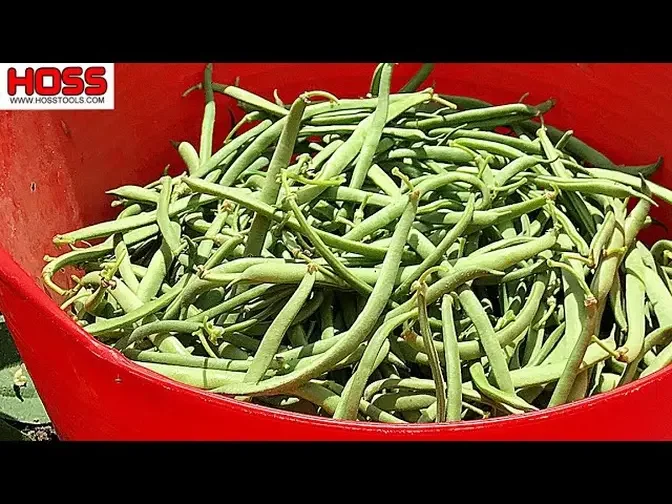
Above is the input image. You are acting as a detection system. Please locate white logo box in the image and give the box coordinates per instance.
[0,63,115,110]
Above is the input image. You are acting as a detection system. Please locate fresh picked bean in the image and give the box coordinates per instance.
[42,62,672,426]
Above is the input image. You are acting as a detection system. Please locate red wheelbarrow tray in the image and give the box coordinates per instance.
[1,63,671,441]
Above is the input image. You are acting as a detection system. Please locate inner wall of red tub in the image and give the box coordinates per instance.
[2,63,671,284]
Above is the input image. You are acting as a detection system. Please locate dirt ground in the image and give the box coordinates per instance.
[22,424,58,442]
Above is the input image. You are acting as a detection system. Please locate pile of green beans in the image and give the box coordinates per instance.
[43,63,672,424]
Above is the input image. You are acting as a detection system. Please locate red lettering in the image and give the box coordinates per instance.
[84,67,107,95]
[62,67,84,95]
[7,65,108,98]
[7,67,34,96]
[35,67,61,95]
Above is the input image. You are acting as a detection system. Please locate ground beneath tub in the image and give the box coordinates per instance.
[22,424,58,441]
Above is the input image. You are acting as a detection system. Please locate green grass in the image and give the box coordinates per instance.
[0,314,54,441]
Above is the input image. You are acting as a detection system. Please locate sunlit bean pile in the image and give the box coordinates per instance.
[43,63,672,424]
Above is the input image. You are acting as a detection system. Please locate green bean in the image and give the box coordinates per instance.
[107,186,160,205]
[321,186,392,207]
[522,297,555,366]
[544,251,587,368]
[291,291,325,326]
[588,210,615,268]
[450,137,528,160]
[318,290,335,340]
[195,208,229,266]
[113,235,140,293]
[548,289,599,407]
[417,198,465,214]
[521,174,657,206]
[429,127,542,156]
[368,63,385,96]
[124,348,280,373]
[224,110,266,144]
[308,112,371,125]
[459,285,514,393]
[370,391,436,412]
[627,246,672,328]
[440,295,462,421]
[469,362,537,412]
[617,253,645,367]
[116,203,144,219]
[550,210,590,257]
[350,63,393,190]
[363,378,448,401]
[510,337,616,388]
[342,197,408,243]
[609,272,628,333]
[436,94,491,110]
[528,322,566,367]
[128,319,200,343]
[399,63,434,93]
[309,139,344,170]
[221,126,282,187]
[651,240,672,265]
[629,325,672,380]
[406,228,440,260]
[495,155,554,187]
[175,141,200,175]
[198,63,216,165]
[416,278,447,422]
[211,82,288,117]
[571,165,672,207]
[301,124,428,143]
[640,340,672,378]
[244,266,316,384]
[587,201,627,331]
[139,360,278,389]
[384,146,474,165]
[624,179,653,251]
[410,100,555,130]
[284,325,305,347]
[367,164,402,197]
[536,128,597,235]
[245,98,307,257]
[136,223,181,302]
[334,311,415,420]
[470,235,536,259]
[203,234,246,271]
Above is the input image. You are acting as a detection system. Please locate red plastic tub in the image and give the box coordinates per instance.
[1,63,672,440]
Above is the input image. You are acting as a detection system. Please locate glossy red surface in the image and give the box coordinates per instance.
[1,63,672,440]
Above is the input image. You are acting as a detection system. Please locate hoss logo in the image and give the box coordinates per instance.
[0,63,114,110]
[7,66,108,96]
